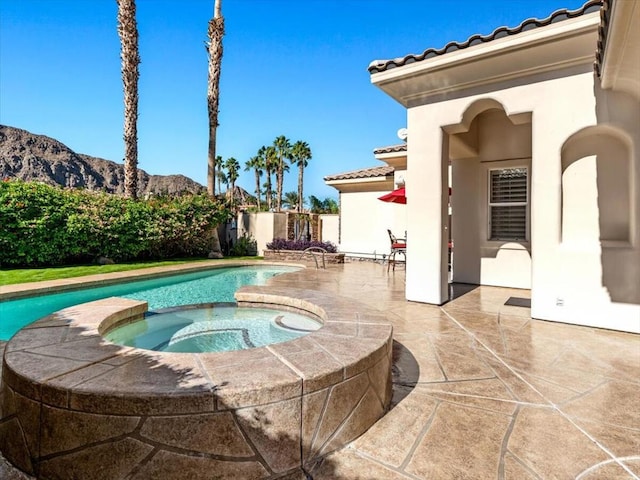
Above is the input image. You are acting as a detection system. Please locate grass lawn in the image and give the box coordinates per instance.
[0,257,263,286]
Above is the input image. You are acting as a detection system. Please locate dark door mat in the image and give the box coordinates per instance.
[504,297,531,308]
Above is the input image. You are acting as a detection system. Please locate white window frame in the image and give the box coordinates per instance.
[487,167,529,241]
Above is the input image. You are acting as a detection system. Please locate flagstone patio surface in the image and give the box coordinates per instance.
[1,261,639,479]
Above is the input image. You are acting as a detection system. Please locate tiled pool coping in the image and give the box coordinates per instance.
[0,281,393,479]
[0,260,303,301]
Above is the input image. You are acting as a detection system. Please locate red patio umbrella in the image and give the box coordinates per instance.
[378,186,451,204]
[378,187,406,204]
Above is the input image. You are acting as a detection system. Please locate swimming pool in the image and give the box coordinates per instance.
[0,265,300,340]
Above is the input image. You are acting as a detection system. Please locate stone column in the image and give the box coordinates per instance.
[286,212,295,240]
[310,214,319,242]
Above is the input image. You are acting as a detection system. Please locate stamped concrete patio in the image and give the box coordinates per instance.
[1,261,639,479]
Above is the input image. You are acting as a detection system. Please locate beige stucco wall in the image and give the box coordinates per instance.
[404,69,639,333]
[339,190,407,259]
[236,212,287,256]
[319,214,339,246]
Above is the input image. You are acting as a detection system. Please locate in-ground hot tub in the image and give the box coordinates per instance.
[0,286,393,479]
[103,303,323,353]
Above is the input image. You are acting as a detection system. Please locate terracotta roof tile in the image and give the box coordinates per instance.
[324,165,394,182]
[368,0,603,74]
[373,144,407,155]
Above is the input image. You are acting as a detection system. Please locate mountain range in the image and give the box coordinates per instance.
[0,125,205,195]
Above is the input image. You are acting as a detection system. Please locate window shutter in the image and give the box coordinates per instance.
[489,168,527,240]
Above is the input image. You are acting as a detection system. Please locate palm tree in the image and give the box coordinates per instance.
[224,157,240,195]
[216,167,228,194]
[263,145,277,211]
[116,0,140,199]
[244,155,263,210]
[290,140,312,212]
[308,195,338,214]
[323,197,339,214]
[214,155,224,194]
[282,191,299,211]
[256,146,269,210]
[205,0,224,257]
[273,135,291,211]
[261,181,271,210]
[308,195,324,214]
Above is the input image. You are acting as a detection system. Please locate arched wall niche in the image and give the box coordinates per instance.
[561,125,633,244]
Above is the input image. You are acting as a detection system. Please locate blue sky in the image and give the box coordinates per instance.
[0,0,588,200]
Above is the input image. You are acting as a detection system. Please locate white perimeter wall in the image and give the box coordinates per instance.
[339,191,407,259]
[319,214,339,246]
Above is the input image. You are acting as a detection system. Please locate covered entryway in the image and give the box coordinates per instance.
[446,99,532,290]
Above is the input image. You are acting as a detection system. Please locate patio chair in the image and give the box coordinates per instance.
[387,229,406,272]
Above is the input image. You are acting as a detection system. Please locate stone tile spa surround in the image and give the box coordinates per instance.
[0,286,393,480]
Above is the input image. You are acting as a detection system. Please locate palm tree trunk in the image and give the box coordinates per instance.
[276,165,283,211]
[207,135,217,196]
[117,0,140,199]
[254,171,261,210]
[206,0,224,257]
[298,164,304,212]
[266,168,272,210]
[207,1,224,197]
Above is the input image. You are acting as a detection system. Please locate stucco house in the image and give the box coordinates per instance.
[324,146,407,259]
[327,0,639,333]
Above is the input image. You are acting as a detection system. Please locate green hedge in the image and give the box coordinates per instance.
[0,180,230,267]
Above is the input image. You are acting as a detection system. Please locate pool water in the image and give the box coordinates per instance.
[0,265,300,341]
[104,305,322,353]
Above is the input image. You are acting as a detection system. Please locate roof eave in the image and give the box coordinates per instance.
[371,13,601,108]
[324,175,395,193]
[599,0,640,99]
[325,175,393,186]
[374,151,407,169]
